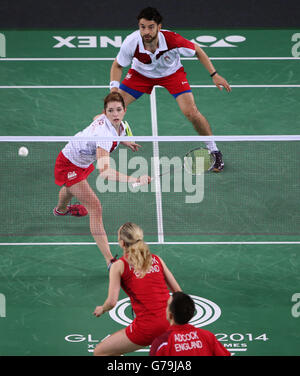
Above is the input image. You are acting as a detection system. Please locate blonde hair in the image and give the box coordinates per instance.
[119,222,152,278]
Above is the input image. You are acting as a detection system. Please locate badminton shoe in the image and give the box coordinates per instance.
[53,204,88,217]
[211,151,224,172]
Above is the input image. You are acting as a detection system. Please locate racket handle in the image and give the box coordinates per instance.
[132,177,153,188]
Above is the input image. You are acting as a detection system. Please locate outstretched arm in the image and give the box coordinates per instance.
[93,261,123,317]
[158,256,182,293]
[96,147,151,185]
[194,44,231,93]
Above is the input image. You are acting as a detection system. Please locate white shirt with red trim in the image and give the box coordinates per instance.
[116,29,196,78]
[62,114,126,168]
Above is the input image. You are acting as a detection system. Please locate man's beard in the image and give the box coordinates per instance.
[142,31,158,44]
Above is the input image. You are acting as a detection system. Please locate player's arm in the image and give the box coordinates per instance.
[194,43,231,92]
[158,256,182,293]
[110,58,124,92]
[93,261,123,317]
[93,59,124,120]
[93,60,124,120]
[96,147,151,185]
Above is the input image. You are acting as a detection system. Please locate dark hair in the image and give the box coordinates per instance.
[104,92,125,110]
[169,292,195,325]
[137,7,163,24]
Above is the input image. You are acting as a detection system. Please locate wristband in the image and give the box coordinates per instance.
[110,80,120,90]
[210,71,217,77]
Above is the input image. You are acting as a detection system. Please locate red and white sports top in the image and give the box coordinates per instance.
[120,254,170,321]
[62,114,126,168]
[150,324,231,356]
[116,30,196,78]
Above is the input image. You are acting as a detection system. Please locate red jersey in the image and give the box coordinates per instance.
[120,254,170,321]
[119,254,171,346]
[150,324,231,356]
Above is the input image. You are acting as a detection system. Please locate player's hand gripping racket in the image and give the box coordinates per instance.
[132,147,215,188]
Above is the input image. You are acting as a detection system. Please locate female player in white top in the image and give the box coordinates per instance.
[53,92,150,268]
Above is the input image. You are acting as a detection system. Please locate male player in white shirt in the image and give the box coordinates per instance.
[54,92,150,269]
[109,7,231,172]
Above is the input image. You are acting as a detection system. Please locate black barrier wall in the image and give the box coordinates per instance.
[0,0,299,28]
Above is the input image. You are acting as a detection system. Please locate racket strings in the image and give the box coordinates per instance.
[184,148,215,175]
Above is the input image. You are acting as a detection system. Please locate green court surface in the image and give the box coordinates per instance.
[0,29,300,356]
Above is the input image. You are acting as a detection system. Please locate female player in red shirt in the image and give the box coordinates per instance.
[93,222,182,356]
[53,93,150,268]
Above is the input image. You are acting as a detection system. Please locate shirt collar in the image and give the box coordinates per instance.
[105,116,126,136]
[138,30,167,54]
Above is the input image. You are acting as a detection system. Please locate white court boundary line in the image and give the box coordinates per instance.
[1,85,300,89]
[150,87,164,244]
[1,241,300,246]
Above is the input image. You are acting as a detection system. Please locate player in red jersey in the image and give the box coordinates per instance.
[53,93,150,267]
[150,291,231,356]
[93,222,182,356]
[108,7,231,172]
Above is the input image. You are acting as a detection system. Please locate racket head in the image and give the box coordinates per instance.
[184,147,215,175]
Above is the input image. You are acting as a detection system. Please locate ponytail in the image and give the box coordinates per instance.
[119,223,152,278]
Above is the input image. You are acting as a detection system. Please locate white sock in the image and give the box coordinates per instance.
[205,141,219,153]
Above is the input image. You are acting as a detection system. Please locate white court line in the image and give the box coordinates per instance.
[1,242,300,246]
[0,85,109,89]
[191,85,300,88]
[1,57,300,61]
[0,85,299,89]
[150,87,164,244]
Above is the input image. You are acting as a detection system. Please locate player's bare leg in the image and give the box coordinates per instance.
[56,186,73,213]
[68,180,113,265]
[176,92,213,136]
[93,328,143,356]
[176,92,224,171]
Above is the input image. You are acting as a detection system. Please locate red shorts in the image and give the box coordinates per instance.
[125,316,170,346]
[120,67,191,98]
[54,151,95,187]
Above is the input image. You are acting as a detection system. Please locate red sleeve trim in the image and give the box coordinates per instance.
[161,30,195,51]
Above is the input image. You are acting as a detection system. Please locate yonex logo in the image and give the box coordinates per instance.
[109,295,221,327]
[0,33,6,57]
[191,35,246,48]
[52,35,246,49]
[53,35,122,48]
